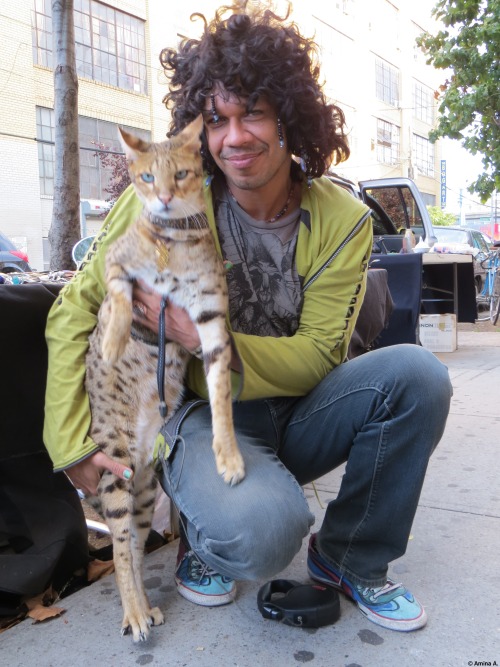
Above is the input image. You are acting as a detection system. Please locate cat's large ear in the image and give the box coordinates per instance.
[118,128,150,162]
[179,115,204,153]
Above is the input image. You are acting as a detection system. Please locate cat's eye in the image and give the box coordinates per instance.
[175,170,188,180]
[141,173,155,183]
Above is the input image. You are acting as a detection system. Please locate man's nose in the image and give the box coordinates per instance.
[224,118,250,146]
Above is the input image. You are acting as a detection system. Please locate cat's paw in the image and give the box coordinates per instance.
[148,607,165,627]
[215,445,245,486]
[102,332,127,364]
[121,607,164,642]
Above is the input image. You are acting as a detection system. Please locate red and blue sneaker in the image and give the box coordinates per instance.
[307,534,427,632]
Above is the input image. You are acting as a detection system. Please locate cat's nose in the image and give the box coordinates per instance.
[158,194,172,207]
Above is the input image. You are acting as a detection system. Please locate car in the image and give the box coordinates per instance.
[432,226,489,297]
[480,231,494,249]
[327,174,438,253]
[0,231,32,272]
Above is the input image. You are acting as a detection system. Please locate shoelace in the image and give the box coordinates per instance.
[360,581,403,601]
[187,552,217,583]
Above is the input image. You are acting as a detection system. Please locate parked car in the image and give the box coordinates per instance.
[480,231,494,249]
[0,231,32,272]
[432,226,489,296]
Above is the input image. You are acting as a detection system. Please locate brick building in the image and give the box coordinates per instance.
[0,0,441,270]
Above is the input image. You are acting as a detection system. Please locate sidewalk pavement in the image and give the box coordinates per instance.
[2,332,499,667]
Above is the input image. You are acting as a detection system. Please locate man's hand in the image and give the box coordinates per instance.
[132,279,201,353]
[64,451,133,497]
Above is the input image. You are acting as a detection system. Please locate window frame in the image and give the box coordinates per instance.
[413,81,435,125]
[32,0,147,95]
[376,118,400,166]
[375,57,400,107]
[35,106,150,200]
[412,133,435,178]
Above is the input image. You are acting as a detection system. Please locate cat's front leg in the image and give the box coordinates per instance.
[102,263,133,363]
[197,321,245,486]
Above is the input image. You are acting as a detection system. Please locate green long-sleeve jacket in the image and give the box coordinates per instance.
[43,175,371,471]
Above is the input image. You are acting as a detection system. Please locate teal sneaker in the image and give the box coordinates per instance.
[307,534,427,632]
[175,545,236,607]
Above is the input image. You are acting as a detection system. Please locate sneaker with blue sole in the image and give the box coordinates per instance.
[307,534,427,632]
[175,544,236,607]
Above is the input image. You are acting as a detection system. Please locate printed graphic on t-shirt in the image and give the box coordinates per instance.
[215,195,303,338]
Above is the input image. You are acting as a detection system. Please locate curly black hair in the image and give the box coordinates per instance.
[160,1,350,180]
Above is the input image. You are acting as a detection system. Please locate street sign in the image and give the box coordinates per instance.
[440,160,446,209]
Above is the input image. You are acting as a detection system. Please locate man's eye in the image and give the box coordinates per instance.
[141,173,154,183]
[175,169,188,180]
[206,116,224,127]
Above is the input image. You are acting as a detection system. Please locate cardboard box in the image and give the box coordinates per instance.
[419,314,457,352]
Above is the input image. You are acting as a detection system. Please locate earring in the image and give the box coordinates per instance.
[300,150,313,188]
[277,118,285,149]
[210,94,219,123]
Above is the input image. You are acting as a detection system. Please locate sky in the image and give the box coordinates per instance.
[440,138,488,215]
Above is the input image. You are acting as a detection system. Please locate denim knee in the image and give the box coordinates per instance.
[187,478,314,581]
[396,344,453,410]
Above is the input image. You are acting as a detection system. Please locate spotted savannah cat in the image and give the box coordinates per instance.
[85,115,245,642]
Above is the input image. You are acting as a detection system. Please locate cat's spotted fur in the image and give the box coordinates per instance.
[85,115,244,642]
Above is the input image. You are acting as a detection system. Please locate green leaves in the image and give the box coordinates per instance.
[417,0,500,202]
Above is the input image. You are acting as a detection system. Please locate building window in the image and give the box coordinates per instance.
[36,107,55,196]
[413,82,435,125]
[32,0,147,94]
[376,119,400,165]
[36,106,150,200]
[31,0,53,69]
[420,192,436,207]
[375,58,399,106]
[413,134,435,177]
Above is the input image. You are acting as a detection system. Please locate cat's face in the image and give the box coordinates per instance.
[119,116,205,220]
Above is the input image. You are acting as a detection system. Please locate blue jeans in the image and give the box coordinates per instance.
[158,344,452,587]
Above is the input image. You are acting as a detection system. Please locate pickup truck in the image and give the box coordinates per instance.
[327,174,477,342]
[327,174,437,253]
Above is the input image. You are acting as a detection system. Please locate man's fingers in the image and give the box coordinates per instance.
[93,451,133,481]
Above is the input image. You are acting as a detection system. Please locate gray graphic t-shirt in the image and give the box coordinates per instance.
[213,178,303,338]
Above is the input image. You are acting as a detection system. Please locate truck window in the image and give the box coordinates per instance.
[363,186,425,235]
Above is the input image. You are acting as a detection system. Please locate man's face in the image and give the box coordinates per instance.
[202,90,290,192]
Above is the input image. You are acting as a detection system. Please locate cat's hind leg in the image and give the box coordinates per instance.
[128,467,164,631]
[98,471,161,641]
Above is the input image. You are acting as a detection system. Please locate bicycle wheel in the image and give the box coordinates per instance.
[490,272,500,325]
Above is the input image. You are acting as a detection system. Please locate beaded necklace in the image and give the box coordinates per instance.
[227,182,294,223]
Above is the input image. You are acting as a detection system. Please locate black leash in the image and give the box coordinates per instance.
[157,296,168,419]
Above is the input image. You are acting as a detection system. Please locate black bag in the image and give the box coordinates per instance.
[0,283,88,616]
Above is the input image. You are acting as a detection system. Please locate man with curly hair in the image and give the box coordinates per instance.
[44,2,452,632]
